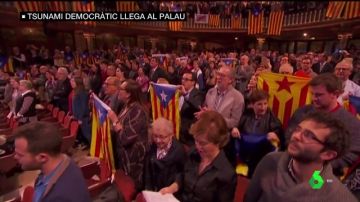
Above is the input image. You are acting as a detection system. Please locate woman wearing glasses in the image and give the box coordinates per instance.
[143,117,186,193]
[160,111,237,202]
[107,79,149,191]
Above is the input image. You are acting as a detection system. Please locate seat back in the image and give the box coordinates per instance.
[52,107,60,119]
[234,175,250,202]
[21,186,34,202]
[80,159,100,180]
[0,153,17,174]
[62,114,73,128]
[61,121,79,152]
[57,111,66,123]
[114,170,136,202]
[47,104,54,112]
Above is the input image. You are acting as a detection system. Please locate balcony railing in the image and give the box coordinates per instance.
[122,8,355,32]
[0,1,357,33]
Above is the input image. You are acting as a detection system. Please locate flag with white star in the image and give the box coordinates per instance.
[90,93,115,178]
[150,82,180,138]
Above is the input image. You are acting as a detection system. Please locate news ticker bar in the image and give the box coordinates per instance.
[20,12,187,21]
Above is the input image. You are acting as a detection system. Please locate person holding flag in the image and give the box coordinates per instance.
[106,79,149,191]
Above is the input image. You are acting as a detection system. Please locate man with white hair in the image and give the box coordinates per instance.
[335,58,360,105]
[52,67,71,112]
[144,117,186,192]
[278,63,294,75]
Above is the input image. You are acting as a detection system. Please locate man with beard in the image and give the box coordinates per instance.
[288,73,360,177]
[14,122,90,202]
[244,112,357,202]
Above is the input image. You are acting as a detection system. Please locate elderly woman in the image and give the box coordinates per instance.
[14,80,37,125]
[160,111,237,202]
[144,117,186,192]
[107,79,149,191]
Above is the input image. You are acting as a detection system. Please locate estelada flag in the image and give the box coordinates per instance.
[0,56,14,73]
[149,82,180,139]
[257,72,312,128]
[343,95,360,119]
[90,93,116,178]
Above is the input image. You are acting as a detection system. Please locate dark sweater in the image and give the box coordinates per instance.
[244,152,357,202]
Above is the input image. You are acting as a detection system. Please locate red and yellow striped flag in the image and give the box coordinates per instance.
[231,15,241,29]
[90,94,116,178]
[51,1,67,12]
[326,1,347,19]
[72,1,96,26]
[267,10,284,36]
[168,21,183,31]
[3,57,14,73]
[15,1,43,12]
[257,72,311,128]
[248,10,264,35]
[116,1,139,12]
[343,1,360,19]
[208,14,220,27]
[116,1,139,25]
[149,83,180,138]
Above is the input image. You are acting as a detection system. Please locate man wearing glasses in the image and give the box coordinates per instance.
[179,72,204,146]
[334,58,360,105]
[195,65,244,166]
[244,112,357,202]
[288,73,360,177]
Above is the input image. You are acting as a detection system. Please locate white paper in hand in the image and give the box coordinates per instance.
[142,190,179,202]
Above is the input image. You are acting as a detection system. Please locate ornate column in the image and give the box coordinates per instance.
[83,32,95,51]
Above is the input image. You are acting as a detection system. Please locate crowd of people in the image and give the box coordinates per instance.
[0,42,360,201]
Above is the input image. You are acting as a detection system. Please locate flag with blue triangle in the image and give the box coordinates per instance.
[150,82,180,138]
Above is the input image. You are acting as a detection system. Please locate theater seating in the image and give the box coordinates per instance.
[61,120,79,153]
[0,153,17,175]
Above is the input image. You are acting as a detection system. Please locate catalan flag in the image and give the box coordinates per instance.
[0,56,14,73]
[116,1,139,25]
[168,21,183,31]
[50,1,67,12]
[15,1,44,12]
[149,83,180,138]
[231,15,241,29]
[267,10,284,36]
[343,1,360,19]
[248,10,264,35]
[343,95,360,119]
[116,1,138,12]
[72,1,96,26]
[208,14,220,27]
[326,1,347,19]
[90,94,116,178]
[257,72,312,128]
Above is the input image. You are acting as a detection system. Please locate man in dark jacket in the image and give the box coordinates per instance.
[13,121,91,202]
[179,72,204,146]
[52,67,71,112]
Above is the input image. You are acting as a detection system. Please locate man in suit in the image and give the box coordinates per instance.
[52,67,71,112]
[149,57,168,83]
[312,53,334,74]
[179,72,204,146]
[195,65,245,165]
